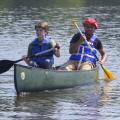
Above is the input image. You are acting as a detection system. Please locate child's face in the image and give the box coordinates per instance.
[36,28,46,40]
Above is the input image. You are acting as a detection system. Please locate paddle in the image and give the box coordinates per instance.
[0,48,54,74]
[72,20,116,81]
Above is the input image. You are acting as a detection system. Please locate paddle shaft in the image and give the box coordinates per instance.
[0,48,54,74]
[14,48,54,63]
[74,22,110,78]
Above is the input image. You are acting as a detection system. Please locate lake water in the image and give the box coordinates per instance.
[0,0,120,119]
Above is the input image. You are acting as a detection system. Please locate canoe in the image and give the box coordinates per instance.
[14,64,99,94]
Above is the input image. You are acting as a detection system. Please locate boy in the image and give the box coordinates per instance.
[23,20,60,69]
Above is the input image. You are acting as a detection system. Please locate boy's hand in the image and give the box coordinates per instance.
[55,43,60,49]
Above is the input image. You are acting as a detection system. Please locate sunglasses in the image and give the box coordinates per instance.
[84,24,95,29]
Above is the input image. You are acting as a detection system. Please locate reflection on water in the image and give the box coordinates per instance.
[0,81,118,119]
[13,86,101,119]
[12,82,115,120]
[0,0,120,119]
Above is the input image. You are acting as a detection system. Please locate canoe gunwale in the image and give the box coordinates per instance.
[14,64,98,73]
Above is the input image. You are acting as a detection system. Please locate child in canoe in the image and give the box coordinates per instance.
[23,20,60,69]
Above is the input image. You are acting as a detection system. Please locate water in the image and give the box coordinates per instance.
[0,0,120,119]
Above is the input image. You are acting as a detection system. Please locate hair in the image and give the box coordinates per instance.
[35,20,49,32]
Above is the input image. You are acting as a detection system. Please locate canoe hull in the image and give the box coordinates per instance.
[14,64,99,93]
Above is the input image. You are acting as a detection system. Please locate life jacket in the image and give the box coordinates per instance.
[31,35,54,64]
[69,34,97,65]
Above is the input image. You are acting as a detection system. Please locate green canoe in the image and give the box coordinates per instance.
[14,64,99,94]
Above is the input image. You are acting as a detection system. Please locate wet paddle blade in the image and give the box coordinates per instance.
[102,66,116,81]
[0,60,15,74]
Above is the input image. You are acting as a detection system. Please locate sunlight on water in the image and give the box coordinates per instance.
[0,0,120,119]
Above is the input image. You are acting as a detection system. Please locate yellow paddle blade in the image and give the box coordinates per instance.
[72,20,77,27]
[102,66,116,81]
